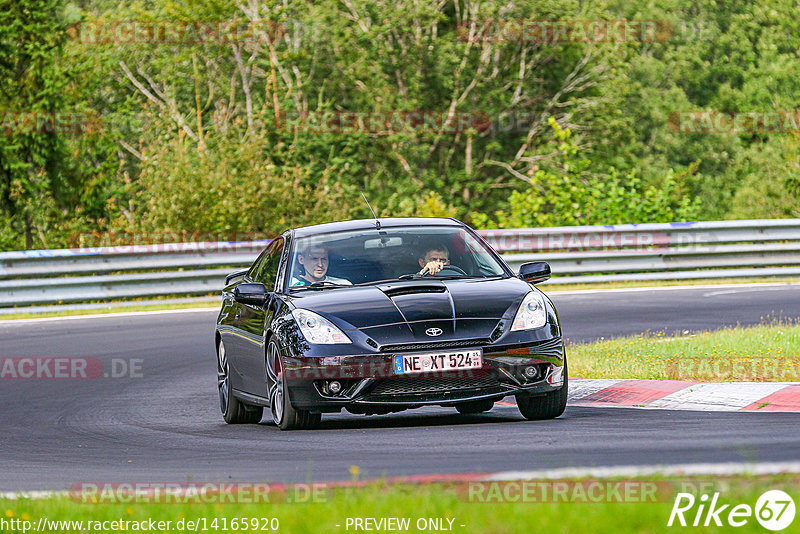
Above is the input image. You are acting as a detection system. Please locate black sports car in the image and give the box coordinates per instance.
[215,218,566,430]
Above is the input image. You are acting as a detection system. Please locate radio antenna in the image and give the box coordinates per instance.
[360,191,380,229]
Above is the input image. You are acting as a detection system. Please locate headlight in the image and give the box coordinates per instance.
[292,309,352,344]
[510,292,547,331]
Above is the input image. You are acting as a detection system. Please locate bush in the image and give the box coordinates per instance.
[473,119,701,229]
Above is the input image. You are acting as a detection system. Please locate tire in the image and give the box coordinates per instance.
[455,399,495,415]
[516,361,568,420]
[217,340,263,424]
[266,339,321,430]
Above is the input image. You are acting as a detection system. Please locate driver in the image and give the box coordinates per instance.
[291,244,352,287]
[418,244,451,275]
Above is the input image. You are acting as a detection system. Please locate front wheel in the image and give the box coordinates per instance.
[218,340,263,424]
[516,363,568,420]
[266,339,321,430]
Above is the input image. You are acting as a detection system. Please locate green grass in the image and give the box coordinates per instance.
[568,321,800,381]
[2,475,798,533]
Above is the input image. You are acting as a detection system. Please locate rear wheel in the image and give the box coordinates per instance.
[516,363,568,420]
[217,340,263,424]
[266,339,321,430]
[455,399,495,415]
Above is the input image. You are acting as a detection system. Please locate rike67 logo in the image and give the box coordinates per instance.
[668,490,795,531]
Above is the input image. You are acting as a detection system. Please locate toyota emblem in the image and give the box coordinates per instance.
[425,328,443,337]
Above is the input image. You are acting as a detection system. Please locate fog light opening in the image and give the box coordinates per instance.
[523,366,539,379]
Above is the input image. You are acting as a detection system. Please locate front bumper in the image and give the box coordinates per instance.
[282,337,566,411]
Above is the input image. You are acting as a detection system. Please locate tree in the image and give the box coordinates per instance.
[473,118,701,228]
[0,0,75,249]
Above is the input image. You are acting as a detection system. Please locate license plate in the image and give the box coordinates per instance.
[393,349,483,374]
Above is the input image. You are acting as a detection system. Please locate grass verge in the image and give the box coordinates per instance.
[0,300,218,321]
[1,475,797,533]
[568,321,800,381]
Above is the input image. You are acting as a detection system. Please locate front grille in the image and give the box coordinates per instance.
[380,338,491,353]
[367,374,502,396]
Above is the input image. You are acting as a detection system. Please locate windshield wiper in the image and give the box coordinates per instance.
[292,281,349,291]
[390,274,477,281]
[355,274,503,287]
[354,277,410,286]
[355,275,434,285]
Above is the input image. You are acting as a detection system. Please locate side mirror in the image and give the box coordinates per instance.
[233,283,268,306]
[518,262,551,284]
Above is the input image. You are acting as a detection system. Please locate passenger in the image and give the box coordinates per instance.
[291,245,351,286]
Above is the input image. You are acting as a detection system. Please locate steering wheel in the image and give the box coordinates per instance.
[431,265,467,276]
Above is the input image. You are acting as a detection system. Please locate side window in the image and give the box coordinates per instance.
[246,249,269,281]
[254,238,285,290]
[274,235,290,292]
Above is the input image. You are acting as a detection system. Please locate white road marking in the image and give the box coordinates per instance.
[703,286,788,297]
[0,490,65,500]
[482,461,800,481]
[646,382,792,411]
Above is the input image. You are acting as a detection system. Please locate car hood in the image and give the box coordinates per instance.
[287,277,532,343]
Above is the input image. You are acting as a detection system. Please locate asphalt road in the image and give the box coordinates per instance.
[554,283,800,343]
[1,283,799,491]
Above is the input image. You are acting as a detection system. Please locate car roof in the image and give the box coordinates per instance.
[290,217,464,238]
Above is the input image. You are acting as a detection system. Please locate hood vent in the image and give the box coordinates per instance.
[381,285,447,298]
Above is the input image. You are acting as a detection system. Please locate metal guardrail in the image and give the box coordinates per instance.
[1,219,799,309]
[486,219,800,283]
[0,241,268,308]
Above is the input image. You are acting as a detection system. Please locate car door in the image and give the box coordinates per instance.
[237,236,285,396]
[220,247,267,392]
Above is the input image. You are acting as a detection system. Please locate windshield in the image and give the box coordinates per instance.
[287,226,507,290]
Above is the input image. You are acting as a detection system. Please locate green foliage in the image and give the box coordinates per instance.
[380,192,458,219]
[127,135,357,234]
[1,0,798,250]
[474,119,701,228]
[0,0,76,249]
[728,136,800,219]
[598,0,800,219]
